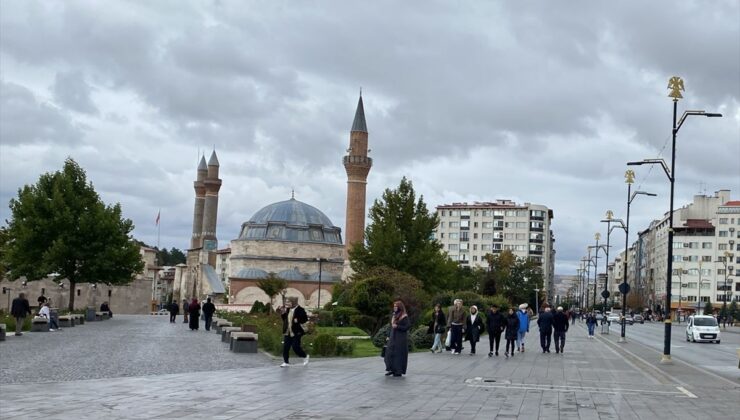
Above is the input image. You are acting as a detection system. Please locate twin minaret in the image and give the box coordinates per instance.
[343,94,372,255]
[190,150,222,250]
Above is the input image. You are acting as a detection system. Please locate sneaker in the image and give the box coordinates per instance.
[430,348,435,353]
[488,352,493,357]
[280,363,290,368]
[49,329,56,332]
[303,355,310,366]
[469,352,475,356]
[495,352,499,357]
[505,352,509,358]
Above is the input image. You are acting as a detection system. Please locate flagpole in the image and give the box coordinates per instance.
[157,209,161,250]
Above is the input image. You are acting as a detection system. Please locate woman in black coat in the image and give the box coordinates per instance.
[188,298,201,331]
[464,305,485,355]
[427,304,447,353]
[385,300,411,377]
[504,308,520,358]
[485,304,506,357]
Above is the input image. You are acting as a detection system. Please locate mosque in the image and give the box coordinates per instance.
[173,94,372,309]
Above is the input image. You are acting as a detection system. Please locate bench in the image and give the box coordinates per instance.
[221,327,242,343]
[215,320,233,334]
[72,314,84,325]
[31,317,50,332]
[230,332,259,353]
[58,315,75,328]
[0,323,5,341]
[241,324,257,333]
[96,312,109,320]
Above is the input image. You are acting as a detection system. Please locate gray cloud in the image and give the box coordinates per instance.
[52,70,98,114]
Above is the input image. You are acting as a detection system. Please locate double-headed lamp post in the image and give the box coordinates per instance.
[618,170,656,343]
[589,234,608,313]
[720,250,732,327]
[628,77,722,362]
[601,211,626,312]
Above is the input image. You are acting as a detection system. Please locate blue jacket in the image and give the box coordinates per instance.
[517,310,529,333]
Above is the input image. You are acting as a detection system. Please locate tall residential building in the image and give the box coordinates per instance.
[434,200,555,301]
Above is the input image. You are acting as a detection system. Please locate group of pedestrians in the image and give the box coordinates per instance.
[166,297,216,331]
[429,300,572,358]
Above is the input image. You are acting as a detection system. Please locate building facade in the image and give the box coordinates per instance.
[433,200,555,301]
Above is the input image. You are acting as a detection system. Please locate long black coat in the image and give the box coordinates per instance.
[553,311,569,332]
[486,310,506,335]
[281,306,308,336]
[188,302,201,330]
[427,310,447,334]
[385,316,410,375]
[464,313,485,343]
[505,313,520,340]
[10,297,31,318]
[168,302,179,315]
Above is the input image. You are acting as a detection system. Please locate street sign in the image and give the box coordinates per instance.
[618,283,630,295]
[601,290,610,299]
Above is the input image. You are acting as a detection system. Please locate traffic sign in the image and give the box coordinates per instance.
[618,283,630,295]
[601,290,610,299]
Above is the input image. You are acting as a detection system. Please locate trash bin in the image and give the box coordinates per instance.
[85,306,96,321]
[601,322,610,334]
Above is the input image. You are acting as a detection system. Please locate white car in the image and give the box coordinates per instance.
[606,313,621,323]
[685,315,721,343]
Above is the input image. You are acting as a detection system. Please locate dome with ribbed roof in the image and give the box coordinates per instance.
[239,198,342,244]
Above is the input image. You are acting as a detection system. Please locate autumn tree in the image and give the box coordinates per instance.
[2,158,144,311]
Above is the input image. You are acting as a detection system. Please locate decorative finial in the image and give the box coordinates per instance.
[667,76,684,100]
[595,233,601,241]
[625,169,635,184]
[291,188,295,200]
[605,210,614,220]
[359,86,362,97]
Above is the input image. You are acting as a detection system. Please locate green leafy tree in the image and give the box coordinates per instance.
[156,247,186,266]
[729,299,738,322]
[703,301,714,316]
[257,274,287,313]
[485,250,543,307]
[2,158,144,311]
[349,266,427,335]
[349,177,457,292]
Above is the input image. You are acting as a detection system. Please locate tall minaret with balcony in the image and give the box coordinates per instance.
[201,150,222,251]
[190,155,207,249]
[343,93,372,256]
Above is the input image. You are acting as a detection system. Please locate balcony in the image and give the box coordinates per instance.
[529,238,543,244]
[492,237,503,242]
[530,227,544,232]
[530,216,544,221]
[529,250,543,255]
[343,155,373,166]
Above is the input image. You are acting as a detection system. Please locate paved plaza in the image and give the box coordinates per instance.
[1,315,739,419]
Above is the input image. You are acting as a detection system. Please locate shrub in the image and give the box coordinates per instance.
[332,306,360,326]
[313,333,338,356]
[411,326,433,350]
[313,309,333,327]
[454,291,486,310]
[372,323,391,348]
[250,301,265,314]
[431,291,455,307]
[350,314,376,334]
[335,340,355,356]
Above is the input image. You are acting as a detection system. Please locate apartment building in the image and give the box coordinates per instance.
[434,200,555,301]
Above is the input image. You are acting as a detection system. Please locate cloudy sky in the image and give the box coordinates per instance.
[1,1,738,276]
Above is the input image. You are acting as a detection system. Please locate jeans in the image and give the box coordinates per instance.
[431,333,443,351]
[506,338,516,354]
[488,331,502,353]
[49,317,59,330]
[587,323,595,335]
[539,331,552,351]
[204,314,213,331]
[283,334,307,363]
[554,330,566,351]
[516,331,527,349]
[450,324,463,353]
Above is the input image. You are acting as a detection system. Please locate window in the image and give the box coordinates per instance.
[673,242,683,249]
[686,282,698,289]
[77,289,81,296]
[702,242,712,249]
[517,222,527,229]
[460,210,471,217]
[686,295,697,302]
[461,232,469,241]
[506,210,517,217]
[493,232,504,239]
[719,218,728,224]
[735,282,740,292]
[682,255,698,262]
[687,268,699,275]
[460,220,470,228]
[482,210,492,217]
[516,233,526,240]
[473,233,478,239]
[700,296,710,303]
[473,256,478,261]
[108,290,112,297]
[440,233,444,239]
[448,244,458,251]
[482,222,493,228]
[474,222,478,228]
[449,221,460,228]
[439,222,445,228]
[702,255,712,262]
[530,221,544,229]
[717,294,729,302]
[505,222,515,228]
[450,210,459,216]
[719,244,728,250]
[686,242,698,249]
[673,255,683,262]
[701,269,711,276]
[473,244,478,250]
[718,269,726,275]
[41,288,45,295]
[481,244,492,251]
[482,233,493,240]
[505,233,515,239]
[492,243,502,250]
[449,233,459,240]
[517,210,527,217]
[460,243,469,250]
[493,210,504,217]
[719,231,728,237]
[531,210,546,218]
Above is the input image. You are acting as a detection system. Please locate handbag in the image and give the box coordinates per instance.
[444,331,452,347]
[380,345,387,358]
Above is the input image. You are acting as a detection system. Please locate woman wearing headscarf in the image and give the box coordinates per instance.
[427,303,447,353]
[464,305,485,355]
[384,300,410,377]
[188,298,201,331]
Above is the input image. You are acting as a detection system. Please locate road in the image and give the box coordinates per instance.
[603,320,739,381]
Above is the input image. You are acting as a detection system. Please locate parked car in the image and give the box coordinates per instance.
[685,315,721,343]
[606,313,621,323]
[624,315,634,325]
[632,314,644,324]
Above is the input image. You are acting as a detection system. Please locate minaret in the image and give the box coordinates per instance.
[190,155,207,249]
[343,93,372,256]
[200,150,222,251]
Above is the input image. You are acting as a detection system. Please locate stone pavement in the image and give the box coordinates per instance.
[1,315,739,419]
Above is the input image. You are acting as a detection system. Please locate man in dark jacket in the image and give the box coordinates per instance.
[168,301,179,323]
[552,306,569,354]
[202,297,216,331]
[537,306,554,353]
[486,304,506,357]
[11,292,31,336]
[280,297,309,367]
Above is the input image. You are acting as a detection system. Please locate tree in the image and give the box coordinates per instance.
[349,177,457,292]
[703,301,714,316]
[156,247,186,266]
[257,274,287,313]
[2,158,144,311]
[485,250,543,307]
[349,266,427,335]
[729,299,738,323]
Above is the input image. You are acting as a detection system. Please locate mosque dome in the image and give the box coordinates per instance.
[239,198,343,245]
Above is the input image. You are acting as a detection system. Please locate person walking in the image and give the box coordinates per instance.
[504,308,520,358]
[168,300,179,323]
[537,306,554,353]
[586,312,597,338]
[464,305,484,355]
[188,298,201,331]
[10,292,31,336]
[570,309,577,325]
[280,297,309,368]
[202,297,216,331]
[182,298,189,324]
[486,304,505,357]
[553,306,569,353]
[427,304,446,353]
[516,303,530,352]
[384,300,410,377]
[38,301,60,331]
[447,299,466,355]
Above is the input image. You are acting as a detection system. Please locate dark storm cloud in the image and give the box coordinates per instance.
[0,0,738,272]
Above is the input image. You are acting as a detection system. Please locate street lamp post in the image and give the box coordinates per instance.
[591,234,601,311]
[533,288,540,315]
[628,77,722,362]
[720,251,731,328]
[618,170,656,343]
[316,258,328,309]
[602,212,626,314]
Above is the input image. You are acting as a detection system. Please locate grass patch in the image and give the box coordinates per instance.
[349,339,382,358]
[316,326,368,336]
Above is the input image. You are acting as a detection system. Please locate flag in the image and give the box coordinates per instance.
[155,210,160,226]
